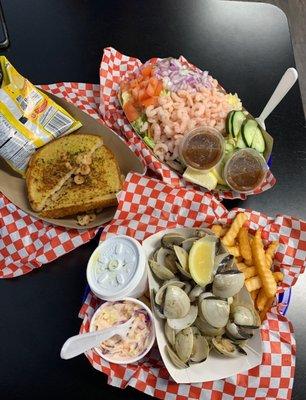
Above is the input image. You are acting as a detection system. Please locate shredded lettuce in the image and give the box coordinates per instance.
[121,91,131,105]
[143,136,155,149]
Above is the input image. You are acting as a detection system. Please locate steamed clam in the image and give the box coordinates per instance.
[163,286,190,319]
[149,228,260,369]
[212,336,247,357]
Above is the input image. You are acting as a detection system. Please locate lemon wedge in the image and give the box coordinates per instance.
[183,167,218,190]
[189,238,215,286]
[212,165,226,185]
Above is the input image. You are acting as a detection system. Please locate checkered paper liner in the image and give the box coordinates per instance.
[99,47,276,200]
[0,82,103,279]
[79,172,306,400]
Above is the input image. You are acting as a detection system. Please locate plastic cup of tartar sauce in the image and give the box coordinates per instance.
[86,235,148,301]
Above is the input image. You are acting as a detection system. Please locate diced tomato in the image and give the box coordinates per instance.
[154,80,163,96]
[123,101,139,122]
[141,97,157,107]
[131,87,139,100]
[138,88,148,102]
[149,77,158,91]
[141,65,153,77]
[130,79,138,88]
[146,83,155,97]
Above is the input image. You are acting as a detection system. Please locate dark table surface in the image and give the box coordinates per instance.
[0,1,305,399]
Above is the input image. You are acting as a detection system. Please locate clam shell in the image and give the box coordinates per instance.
[194,316,225,337]
[182,237,198,252]
[189,285,205,302]
[190,334,210,363]
[163,286,190,319]
[212,270,245,298]
[161,233,186,249]
[156,248,178,274]
[225,321,253,341]
[212,336,247,357]
[200,296,230,328]
[166,345,188,369]
[167,305,198,330]
[155,280,184,306]
[149,259,175,281]
[173,245,189,271]
[232,304,260,328]
[165,321,176,347]
[175,327,194,363]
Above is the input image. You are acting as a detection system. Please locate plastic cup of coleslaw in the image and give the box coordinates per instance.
[87,235,148,301]
[89,297,155,364]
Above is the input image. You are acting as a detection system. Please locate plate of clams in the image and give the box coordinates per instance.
[143,227,263,383]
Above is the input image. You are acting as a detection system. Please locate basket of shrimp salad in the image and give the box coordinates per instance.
[116,53,275,196]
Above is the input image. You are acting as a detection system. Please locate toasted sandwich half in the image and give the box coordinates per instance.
[26,134,122,218]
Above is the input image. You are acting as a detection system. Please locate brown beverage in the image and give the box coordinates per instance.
[180,127,224,170]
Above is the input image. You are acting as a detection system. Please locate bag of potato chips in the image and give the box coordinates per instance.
[0,56,82,175]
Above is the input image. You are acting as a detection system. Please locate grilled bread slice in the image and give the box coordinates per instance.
[26,134,104,212]
[39,144,122,218]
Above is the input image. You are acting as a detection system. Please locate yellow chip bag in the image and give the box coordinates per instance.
[0,56,82,175]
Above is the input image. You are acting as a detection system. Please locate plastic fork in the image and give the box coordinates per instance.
[60,316,134,360]
[255,68,298,130]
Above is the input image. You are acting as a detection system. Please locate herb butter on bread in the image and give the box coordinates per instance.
[26,134,122,219]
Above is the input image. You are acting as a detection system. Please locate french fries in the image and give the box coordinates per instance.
[265,241,279,269]
[238,227,253,265]
[222,213,248,247]
[251,289,260,302]
[226,245,241,257]
[211,211,284,323]
[252,230,277,298]
[245,271,283,292]
[242,266,257,280]
[210,224,228,238]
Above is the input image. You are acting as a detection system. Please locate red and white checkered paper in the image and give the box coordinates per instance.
[99,47,276,200]
[79,172,306,400]
[0,83,103,278]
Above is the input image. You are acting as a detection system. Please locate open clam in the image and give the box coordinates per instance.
[190,331,210,363]
[212,336,247,357]
[165,321,176,347]
[149,259,176,281]
[155,247,178,274]
[232,304,261,328]
[182,237,198,252]
[161,233,186,249]
[175,327,194,363]
[173,245,189,270]
[200,296,230,328]
[189,285,205,302]
[225,321,253,341]
[212,270,245,298]
[167,305,198,331]
[166,345,188,369]
[164,286,190,319]
[213,253,234,275]
[155,280,184,305]
[194,316,225,337]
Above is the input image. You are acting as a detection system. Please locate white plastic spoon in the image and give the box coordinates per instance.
[60,316,134,360]
[256,68,298,130]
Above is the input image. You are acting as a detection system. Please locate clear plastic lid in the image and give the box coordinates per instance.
[223,148,268,193]
[179,126,225,171]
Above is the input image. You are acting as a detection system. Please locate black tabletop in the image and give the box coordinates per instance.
[0,1,305,399]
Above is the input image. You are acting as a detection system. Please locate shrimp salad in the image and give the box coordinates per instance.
[92,300,152,360]
[119,58,242,167]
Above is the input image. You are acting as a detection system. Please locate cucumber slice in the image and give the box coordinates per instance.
[241,119,258,147]
[226,111,235,136]
[231,111,246,138]
[236,132,247,149]
[251,127,266,153]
